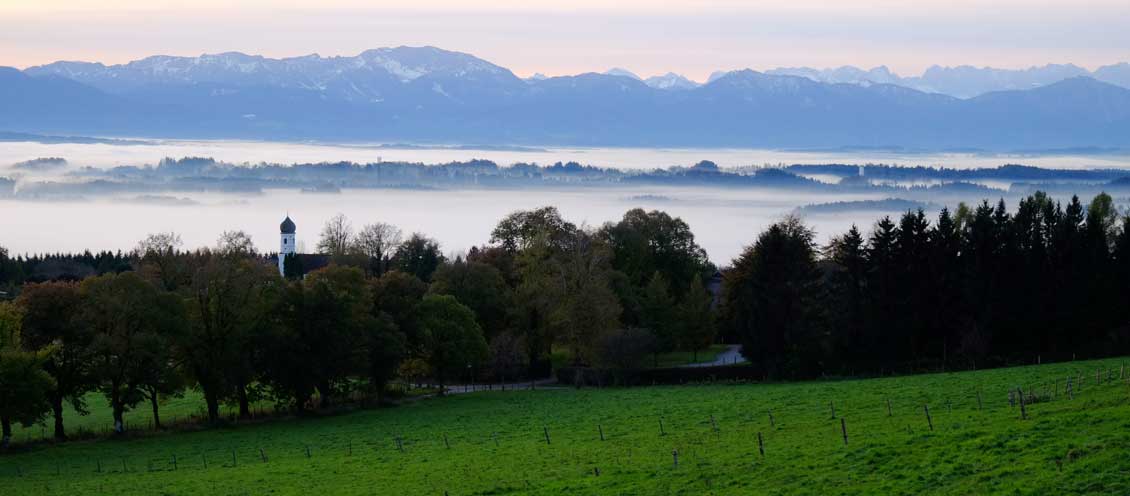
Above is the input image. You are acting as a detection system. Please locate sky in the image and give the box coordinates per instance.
[2,0,1128,81]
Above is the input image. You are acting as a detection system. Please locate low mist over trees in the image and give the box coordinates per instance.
[0,193,1128,443]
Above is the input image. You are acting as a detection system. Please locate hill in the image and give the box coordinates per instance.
[5,47,1130,149]
[3,357,1129,494]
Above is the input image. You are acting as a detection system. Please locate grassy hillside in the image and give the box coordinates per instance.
[3,357,1130,495]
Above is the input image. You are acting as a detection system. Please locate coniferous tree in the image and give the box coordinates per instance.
[723,216,822,378]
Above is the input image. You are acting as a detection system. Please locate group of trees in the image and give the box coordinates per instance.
[312,214,444,281]
[0,207,720,445]
[724,192,1130,378]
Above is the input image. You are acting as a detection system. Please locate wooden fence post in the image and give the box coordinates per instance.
[886,399,892,417]
[830,401,837,419]
[598,424,605,441]
[672,449,679,468]
[768,410,775,428]
[840,418,848,446]
[757,432,765,457]
[659,418,666,436]
[543,426,551,445]
[976,390,983,410]
[924,404,933,431]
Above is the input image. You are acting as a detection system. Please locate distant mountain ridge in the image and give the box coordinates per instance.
[5,47,1130,150]
[26,47,1129,99]
[766,63,1130,98]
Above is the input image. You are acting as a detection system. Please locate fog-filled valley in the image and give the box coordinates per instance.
[3,140,1128,263]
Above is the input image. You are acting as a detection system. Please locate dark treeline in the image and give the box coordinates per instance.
[726,191,1130,378]
[1,191,1129,447]
[785,163,1130,182]
[0,207,716,446]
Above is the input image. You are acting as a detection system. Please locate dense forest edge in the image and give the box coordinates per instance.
[1,190,1130,449]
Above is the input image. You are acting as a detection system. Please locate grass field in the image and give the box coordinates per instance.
[3,357,1130,495]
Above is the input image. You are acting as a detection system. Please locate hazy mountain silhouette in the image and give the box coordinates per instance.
[6,47,1130,150]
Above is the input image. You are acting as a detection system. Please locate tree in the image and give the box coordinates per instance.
[0,302,55,448]
[354,222,403,276]
[723,216,823,378]
[599,208,712,295]
[488,332,528,384]
[429,260,513,339]
[677,273,717,362]
[267,266,371,410]
[392,233,445,282]
[595,328,656,373]
[216,230,257,256]
[317,213,354,257]
[283,252,304,280]
[413,295,488,389]
[0,245,25,291]
[135,232,187,291]
[371,270,429,352]
[825,225,867,367]
[365,311,406,404]
[491,206,577,253]
[16,281,93,440]
[517,229,622,366]
[81,272,185,433]
[640,272,677,353]
[182,254,279,423]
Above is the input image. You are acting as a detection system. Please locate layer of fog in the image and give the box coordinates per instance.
[3,140,1127,265]
[2,187,905,265]
[4,139,1130,172]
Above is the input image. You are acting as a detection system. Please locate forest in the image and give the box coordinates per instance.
[1,191,1129,448]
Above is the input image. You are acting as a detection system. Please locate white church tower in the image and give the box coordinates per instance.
[279,215,296,276]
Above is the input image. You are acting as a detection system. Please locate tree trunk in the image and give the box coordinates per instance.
[111,386,125,434]
[318,380,332,408]
[150,390,162,430]
[51,394,67,441]
[237,384,251,420]
[1,416,11,448]
[112,403,125,434]
[204,390,221,424]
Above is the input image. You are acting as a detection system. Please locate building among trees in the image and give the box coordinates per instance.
[277,215,329,278]
[278,215,296,276]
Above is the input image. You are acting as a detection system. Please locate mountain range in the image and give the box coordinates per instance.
[602,63,1130,99]
[4,46,1130,150]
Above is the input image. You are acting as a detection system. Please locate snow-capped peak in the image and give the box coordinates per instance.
[644,72,700,90]
[604,68,642,80]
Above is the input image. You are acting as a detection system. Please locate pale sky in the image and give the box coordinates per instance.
[2,0,1128,80]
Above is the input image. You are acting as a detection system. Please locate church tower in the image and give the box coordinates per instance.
[279,215,296,276]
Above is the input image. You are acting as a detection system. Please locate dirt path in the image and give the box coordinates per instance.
[679,344,745,368]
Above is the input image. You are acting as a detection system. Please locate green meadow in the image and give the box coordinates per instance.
[3,357,1130,495]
